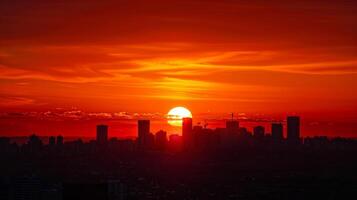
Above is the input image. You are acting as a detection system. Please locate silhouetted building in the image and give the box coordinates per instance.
[182,117,193,150]
[27,134,43,153]
[146,133,155,149]
[287,116,300,144]
[138,120,150,148]
[253,126,265,139]
[193,127,217,151]
[226,120,239,133]
[56,135,64,146]
[49,136,56,146]
[155,130,167,151]
[96,125,108,145]
[271,123,283,141]
[221,119,240,149]
[28,134,41,145]
[192,125,203,148]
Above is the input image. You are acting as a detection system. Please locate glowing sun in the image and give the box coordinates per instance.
[167,107,192,127]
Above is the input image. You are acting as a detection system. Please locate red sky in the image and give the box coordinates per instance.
[0,0,356,137]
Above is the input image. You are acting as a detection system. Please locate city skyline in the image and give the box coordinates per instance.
[1,1,357,199]
[1,1,357,139]
[1,109,357,138]
[0,115,304,149]
[1,115,326,144]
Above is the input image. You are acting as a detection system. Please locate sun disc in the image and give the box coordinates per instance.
[167,107,192,127]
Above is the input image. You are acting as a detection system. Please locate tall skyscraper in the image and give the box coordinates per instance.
[221,119,239,149]
[155,130,167,150]
[138,120,150,148]
[182,117,193,149]
[287,116,300,143]
[96,124,108,145]
[271,123,283,141]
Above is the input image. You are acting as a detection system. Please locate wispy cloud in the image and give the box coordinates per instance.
[0,0,356,112]
[0,96,36,107]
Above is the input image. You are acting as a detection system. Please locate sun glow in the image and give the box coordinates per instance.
[167,106,192,127]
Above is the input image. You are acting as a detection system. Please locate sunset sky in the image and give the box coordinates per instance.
[0,0,357,137]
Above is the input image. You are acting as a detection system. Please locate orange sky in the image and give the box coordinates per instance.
[0,0,356,116]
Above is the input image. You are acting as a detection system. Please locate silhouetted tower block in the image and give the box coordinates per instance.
[253,126,265,139]
[56,135,64,146]
[192,125,203,148]
[287,116,300,144]
[138,120,150,148]
[194,127,215,151]
[182,117,193,150]
[226,120,239,134]
[221,119,240,148]
[49,136,56,146]
[155,130,167,150]
[96,124,108,145]
[28,134,43,153]
[28,134,41,144]
[271,123,283,141]
[146,133,155,149]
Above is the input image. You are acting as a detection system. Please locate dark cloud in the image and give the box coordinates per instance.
[0,0,356,46]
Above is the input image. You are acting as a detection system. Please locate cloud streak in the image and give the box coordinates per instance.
[0,0,356,112]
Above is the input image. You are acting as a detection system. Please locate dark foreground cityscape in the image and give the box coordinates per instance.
[1,116,357,200]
